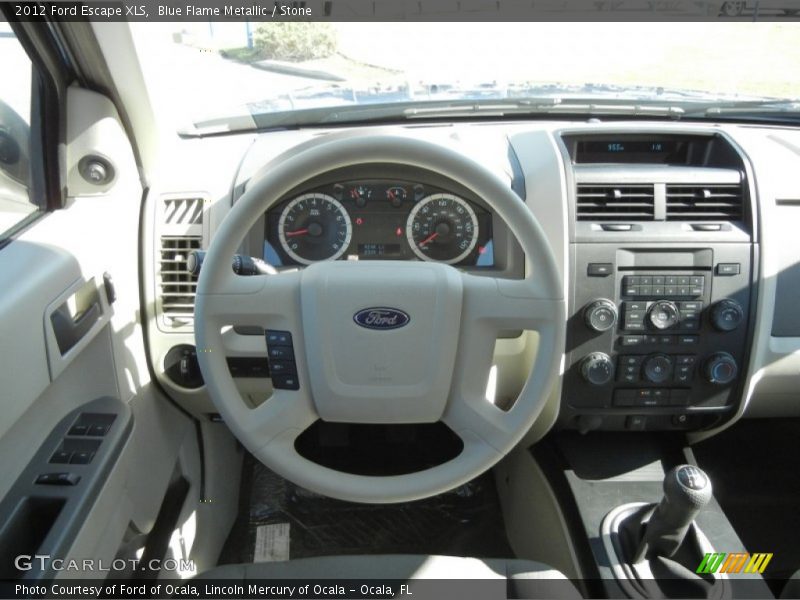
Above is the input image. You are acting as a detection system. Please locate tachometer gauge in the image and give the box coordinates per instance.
[406,194,479,264]
[278,193,352,264]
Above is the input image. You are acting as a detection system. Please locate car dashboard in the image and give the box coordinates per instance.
[145,119,800,437]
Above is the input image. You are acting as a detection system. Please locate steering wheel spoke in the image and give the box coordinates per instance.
[460,273,562,333]
[196,270,301,329]
[243,389,318,447]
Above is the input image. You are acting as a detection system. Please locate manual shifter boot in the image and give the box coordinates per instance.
[638,465,713,559]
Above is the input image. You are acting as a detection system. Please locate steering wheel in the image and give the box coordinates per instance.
[195,133,565,503]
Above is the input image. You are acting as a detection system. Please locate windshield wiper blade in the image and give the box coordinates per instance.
[684,100,800,118]
[402,99,686,118]
[315,98,687,124]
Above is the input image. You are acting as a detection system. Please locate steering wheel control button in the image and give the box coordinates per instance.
[265,330,300,390]
[643,354,674,384]
[704,352,738,385]
[647,300,681,330]
[266,330,293,346]
[711,299,744,332]
[268,346,293,360]
[268,360,296,376]
[581,352,614,385]
[587,262,613,276]
[584,299,618,332]
[271,374,300,391]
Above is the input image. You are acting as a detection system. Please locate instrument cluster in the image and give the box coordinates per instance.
[264,180,494,267]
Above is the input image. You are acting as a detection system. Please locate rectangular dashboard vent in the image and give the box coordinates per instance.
[576,184,655,221]
[163,197,204,225]
[159,236,201,326]
[665,184,743,221]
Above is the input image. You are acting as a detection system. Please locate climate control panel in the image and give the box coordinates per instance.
[561,244,753,432]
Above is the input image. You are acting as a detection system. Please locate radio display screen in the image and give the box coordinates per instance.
[574,138,690,164]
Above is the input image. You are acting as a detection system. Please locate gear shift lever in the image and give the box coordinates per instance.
[635,464,713,561]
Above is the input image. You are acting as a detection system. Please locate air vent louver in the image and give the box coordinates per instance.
[159,236,201,326]
[163,197,203,225]
[576,185,655,221]
[665,184,743,221]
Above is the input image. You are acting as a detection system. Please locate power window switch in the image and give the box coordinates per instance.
[69,451,95,465]
[68,424,88,436]
[50,450,72,464]
[36,473,81,486]
[87,424,109,437]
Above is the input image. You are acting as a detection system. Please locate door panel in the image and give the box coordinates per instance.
[0,72,201,578]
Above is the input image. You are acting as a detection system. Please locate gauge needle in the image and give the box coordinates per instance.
[286,229,309,237]
[419,232,438,247]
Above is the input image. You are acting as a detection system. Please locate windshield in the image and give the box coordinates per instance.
[130,22,800,132]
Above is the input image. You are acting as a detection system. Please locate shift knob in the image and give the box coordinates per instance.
[640,465,712,559]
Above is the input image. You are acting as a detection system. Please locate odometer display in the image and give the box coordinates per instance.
[278,193,352,264]
[406,194,479,264]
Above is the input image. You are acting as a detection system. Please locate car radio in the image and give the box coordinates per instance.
[560,245,752,432]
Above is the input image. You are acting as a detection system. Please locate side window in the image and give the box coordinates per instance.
[0,22,37,240]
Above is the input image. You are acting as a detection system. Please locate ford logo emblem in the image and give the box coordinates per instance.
[353,307,410,330]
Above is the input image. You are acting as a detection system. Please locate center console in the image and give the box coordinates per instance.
[557,130,757,432]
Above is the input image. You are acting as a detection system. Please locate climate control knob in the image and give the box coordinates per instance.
[580,352,615,386]
[704,352,738,385]
[648,300,681,330]
[643,354,674,384]
[711,299,744,332]
[584,299,618,332]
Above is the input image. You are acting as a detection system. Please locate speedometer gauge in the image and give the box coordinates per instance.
[406,194,479,264]
[278,193,352,264]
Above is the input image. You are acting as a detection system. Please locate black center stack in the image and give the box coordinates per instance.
[558,131,757,432]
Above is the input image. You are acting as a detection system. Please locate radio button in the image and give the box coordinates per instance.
[620,335,644,347]
[643,354,673,384]
[647,300,681,330]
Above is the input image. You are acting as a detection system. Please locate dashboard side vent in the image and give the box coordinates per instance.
[665,184,743,221]
[159,236,201,326]
[576,184,655,221]
[164,197,204,225]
